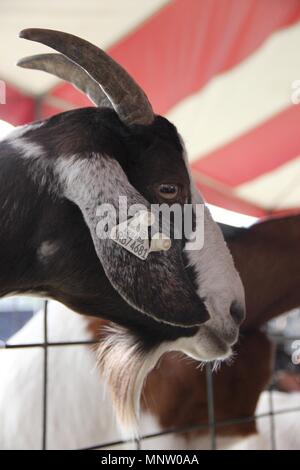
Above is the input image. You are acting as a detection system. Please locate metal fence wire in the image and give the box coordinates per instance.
[1,300,300,451]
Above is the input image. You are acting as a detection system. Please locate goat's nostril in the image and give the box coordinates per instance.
[230,302,245,326]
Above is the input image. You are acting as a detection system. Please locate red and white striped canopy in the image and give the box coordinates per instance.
[1,0,300,217]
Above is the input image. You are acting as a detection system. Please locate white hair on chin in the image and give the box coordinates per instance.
[96,324,171,436]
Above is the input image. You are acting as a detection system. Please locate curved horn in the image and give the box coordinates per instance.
[19,28,154,126]
[17,53,112,108]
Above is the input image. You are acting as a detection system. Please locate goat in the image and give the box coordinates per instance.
[0,29,245,427]
[1,214,299,449]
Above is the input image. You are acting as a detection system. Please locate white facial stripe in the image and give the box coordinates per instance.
[181,136,243,304]
[180,135,245,339]
[187,181,245,316]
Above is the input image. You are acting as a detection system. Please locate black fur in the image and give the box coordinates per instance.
[0,108,203,346]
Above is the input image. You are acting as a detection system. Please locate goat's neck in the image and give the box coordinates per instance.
[228,215,300,330]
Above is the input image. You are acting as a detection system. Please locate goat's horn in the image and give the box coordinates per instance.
[19,28,154,126]
[17,53,112,109]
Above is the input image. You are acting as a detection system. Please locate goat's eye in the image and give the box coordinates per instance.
[158,184,179,200]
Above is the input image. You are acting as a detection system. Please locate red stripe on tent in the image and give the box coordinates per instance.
[41,102,64,119]
[192,104,300,187]
[108,0,300,115]
[48,0,300,117]
[0,84,35,126]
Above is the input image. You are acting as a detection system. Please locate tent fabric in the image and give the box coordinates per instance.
[0,84,34,126]
[0,0,169,95]
[0,0,300,216]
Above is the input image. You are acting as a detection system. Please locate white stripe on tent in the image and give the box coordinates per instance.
[235,155,300,210]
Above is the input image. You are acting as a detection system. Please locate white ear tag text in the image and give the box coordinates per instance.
[110,210,171,260]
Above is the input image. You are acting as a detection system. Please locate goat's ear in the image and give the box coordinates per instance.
[56,154,209,327]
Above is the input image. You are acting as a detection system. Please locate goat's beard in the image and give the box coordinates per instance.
[96,324,164,436]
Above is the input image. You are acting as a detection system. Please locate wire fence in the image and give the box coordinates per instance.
[1,300,300,450]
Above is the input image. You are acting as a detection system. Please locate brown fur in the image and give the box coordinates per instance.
[233,214,300,330]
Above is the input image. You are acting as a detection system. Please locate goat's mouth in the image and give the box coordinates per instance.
[177,324,238,363]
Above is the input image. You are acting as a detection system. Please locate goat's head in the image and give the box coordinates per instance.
[14,28,245,427]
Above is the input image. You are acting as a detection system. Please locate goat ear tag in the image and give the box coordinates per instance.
[110,210,171,260]
[110,210,152,260]
[110,224,150,260]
